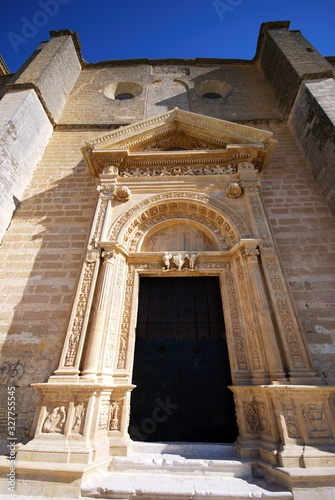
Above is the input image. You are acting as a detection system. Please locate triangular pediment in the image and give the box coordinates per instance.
[82,108,277,176]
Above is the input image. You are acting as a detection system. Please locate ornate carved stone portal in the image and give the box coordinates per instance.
[17,109,335,477]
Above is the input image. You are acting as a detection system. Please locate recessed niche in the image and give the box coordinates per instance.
[194,79,232,100]
[104,82,143,100]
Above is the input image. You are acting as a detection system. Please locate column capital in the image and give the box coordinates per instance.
[97,184,115,198]
[102,250,116,262]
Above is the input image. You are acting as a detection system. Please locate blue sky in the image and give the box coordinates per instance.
[1,0,334,73]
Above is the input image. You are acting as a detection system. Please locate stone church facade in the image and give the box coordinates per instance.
[0,21,334,499]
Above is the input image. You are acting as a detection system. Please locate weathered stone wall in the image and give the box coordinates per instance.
[0,89,53,242]
[11,32,81,122]
[260,123,335,385]
[257,24,334,117]
[289,78,335,215]
[59,61,283,125]
[0,130,105,451]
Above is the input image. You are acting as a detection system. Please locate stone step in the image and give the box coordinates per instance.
[81,469,293,499]
[111,442,250,477]
[81,443,293,500]
[112,454,251,478]
[129,442,237,458]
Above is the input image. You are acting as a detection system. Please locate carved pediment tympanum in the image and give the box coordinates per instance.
[82,108,277,176]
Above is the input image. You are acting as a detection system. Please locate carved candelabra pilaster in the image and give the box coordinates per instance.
[81,250,116,379]
[52,186,114,379]
[242,242,287,383]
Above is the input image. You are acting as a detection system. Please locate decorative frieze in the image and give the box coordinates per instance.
[119,164,238,177]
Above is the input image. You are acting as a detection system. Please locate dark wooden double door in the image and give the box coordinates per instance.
[129,277,238,443]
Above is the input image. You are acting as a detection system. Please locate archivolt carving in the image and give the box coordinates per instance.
[108,192,250,251]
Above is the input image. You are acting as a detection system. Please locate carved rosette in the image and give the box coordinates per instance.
[227,182,242,198]
[114,185,131,202]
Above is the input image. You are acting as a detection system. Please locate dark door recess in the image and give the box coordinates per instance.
[129,276,238,443]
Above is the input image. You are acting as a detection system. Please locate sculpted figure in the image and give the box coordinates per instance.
[110,401,121,431]
[72,402,86,433]
[162,252,172,269]
[42,406,66,433]
[172,253,185,271]
[187,253,197,270]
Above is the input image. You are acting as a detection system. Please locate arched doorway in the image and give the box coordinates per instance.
[129,275,238,443]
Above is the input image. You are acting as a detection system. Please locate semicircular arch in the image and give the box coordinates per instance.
[108,192,250,252]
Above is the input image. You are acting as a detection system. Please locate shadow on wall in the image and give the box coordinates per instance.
[0,160,97,453]
[147,66,283,122]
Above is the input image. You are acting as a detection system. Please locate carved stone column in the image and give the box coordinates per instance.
[241,241,287,383]
[81,250,116,379]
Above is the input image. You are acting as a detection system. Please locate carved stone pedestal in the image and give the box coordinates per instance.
[16,383,134,465]
[231,385,335,468]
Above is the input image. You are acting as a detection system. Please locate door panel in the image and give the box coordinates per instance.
[129,276,238,443]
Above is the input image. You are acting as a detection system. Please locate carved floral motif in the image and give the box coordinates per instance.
[65,261,96,366]
[227,182,242,198]
[302,404,330,439]
[243,401,272,436]
[235,257,261,369]
[98,400,110,430]
[117,265,136,369]
[223,262,248,371]
[281,400,301,439]
[119,164,238,177]
[105,257,125,368]
[114,186,131,202]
